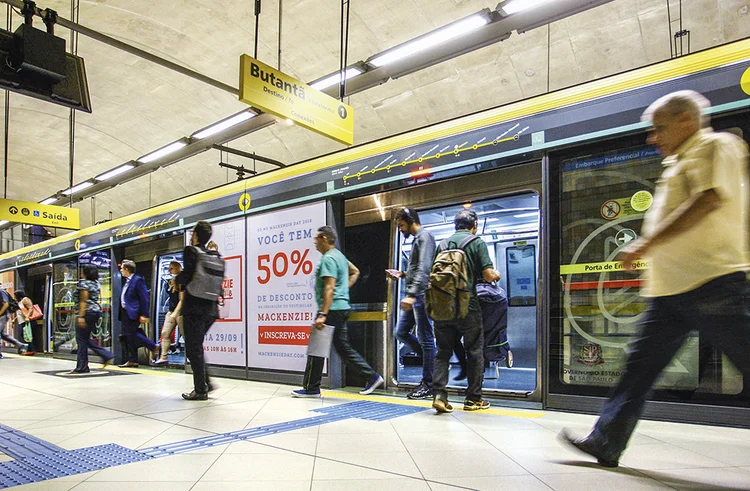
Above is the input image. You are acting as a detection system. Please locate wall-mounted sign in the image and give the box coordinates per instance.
[239,55,354,145]
[0,199,80,229]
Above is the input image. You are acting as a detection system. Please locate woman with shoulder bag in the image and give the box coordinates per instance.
[71,265,114,374]
[13,290,36,355]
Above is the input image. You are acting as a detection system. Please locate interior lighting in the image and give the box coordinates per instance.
[138,141,188,164]
[192,112,256,140]
[368,13,490,67]
[39,197,57,205]
[95,163,135,181]
[500,0,553,15]
[0,220,8,226]
[62,181,94,196]
[372,195,387,221]
[309,67,364,90]
[514,211,539,218]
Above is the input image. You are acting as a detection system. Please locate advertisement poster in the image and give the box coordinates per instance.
[185,217,246,367]
[247,202,325,371]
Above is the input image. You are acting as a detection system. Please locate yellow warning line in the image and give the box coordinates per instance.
[320,389,544,418]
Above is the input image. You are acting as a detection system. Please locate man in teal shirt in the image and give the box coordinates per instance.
[292,226,384,397]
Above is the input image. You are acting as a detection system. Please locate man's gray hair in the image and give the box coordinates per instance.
[121,259,136,274]
[641,90,711,128]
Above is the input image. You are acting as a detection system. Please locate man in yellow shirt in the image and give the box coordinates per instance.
[561,90,750,467]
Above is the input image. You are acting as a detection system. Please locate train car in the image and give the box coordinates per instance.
[2,38,749,426]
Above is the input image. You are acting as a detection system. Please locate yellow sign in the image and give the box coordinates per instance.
[742,67,750,96]
[630,190,653,212]
[239,55,354,145]
[238,193,251,211]
[601,197,644,220]
[560,260,650,275]
[0,199,79,229]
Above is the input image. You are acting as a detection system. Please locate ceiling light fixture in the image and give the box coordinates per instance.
[138,140,188,164]
[192,111,256,140]
[368,13,491,67]
[95,163,135,181]
[309,67,364,90]
[39,197,58,205]
[62,181,95,196]
[499,0,552,15]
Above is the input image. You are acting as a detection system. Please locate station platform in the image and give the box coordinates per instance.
[1,354,749,490]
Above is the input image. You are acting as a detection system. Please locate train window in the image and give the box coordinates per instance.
[506,244,536,306]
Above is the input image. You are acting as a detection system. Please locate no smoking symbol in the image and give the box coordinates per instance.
[601,200,621,220]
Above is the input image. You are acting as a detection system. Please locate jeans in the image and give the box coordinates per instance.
[303,310,376,391]
[183,309,215,394]
[122,318,157,363]
[394,294,435,385]
[75,312,113,371]
[433,305,485,402]
[591,272,750,460]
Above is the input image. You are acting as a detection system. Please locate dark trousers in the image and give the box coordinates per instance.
[122,318,156,363]
[303,310,376,391]
[394,294,436,385]
[591,272,750,460]
[75,312,113,371]
[433,305,484,402]
[183,309,215,394]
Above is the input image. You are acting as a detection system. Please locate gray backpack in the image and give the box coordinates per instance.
[186,247,225,301]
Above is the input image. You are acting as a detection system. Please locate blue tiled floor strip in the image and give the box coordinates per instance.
[0,400,427,488]
[0,423,65,460]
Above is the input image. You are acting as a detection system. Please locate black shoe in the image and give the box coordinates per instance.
[207,382,218,393]
[453,369,467,381]
[406,383,433,400]
[558,428,619,468]
[182,390,208,401]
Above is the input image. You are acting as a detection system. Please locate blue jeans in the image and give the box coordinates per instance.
[75,312,113,371]
[591,272,750,460]
[395,294,436,385]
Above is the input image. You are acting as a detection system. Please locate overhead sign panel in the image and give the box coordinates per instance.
[0,199,80,229]
[239,55,354,145]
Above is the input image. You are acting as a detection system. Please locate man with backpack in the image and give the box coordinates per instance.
[426,209,500,413]
[176,220,224,400]
[388,208,437,399]
[0,287,28,357]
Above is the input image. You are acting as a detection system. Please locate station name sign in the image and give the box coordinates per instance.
[0,198,79,229]
[239,55,354,145]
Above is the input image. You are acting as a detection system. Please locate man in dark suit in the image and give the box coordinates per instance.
[118,259,158,367]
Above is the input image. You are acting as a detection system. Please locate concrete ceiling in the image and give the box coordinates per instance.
[0,0,748,234]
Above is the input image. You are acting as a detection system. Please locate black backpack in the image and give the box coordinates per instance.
[1,289,19,314]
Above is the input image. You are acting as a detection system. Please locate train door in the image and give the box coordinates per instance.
[151,252,185,366]
[394,193,539,395]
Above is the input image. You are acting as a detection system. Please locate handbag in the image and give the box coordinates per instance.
[28,304,43,321]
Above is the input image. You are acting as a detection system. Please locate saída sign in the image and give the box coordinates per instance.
[0,198,80,229]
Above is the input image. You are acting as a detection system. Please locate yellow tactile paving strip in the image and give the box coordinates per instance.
[320,389,544,418]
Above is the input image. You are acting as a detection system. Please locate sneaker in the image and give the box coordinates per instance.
[406,382,433,400]
[182,390,208,401]
[463,399,490,411]
[432,397,454,414]
[505,350,514,368]
[291,389,321,398]
[360,374,384,395]
[453,369,467,381]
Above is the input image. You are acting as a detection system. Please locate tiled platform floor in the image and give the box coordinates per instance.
[1,354,749,490]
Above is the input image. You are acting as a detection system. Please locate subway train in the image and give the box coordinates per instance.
[2,38,749,428]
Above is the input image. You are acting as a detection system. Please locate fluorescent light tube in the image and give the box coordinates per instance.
[310,67,364,91]
[500,0,553,15]
[514,211,539,218]
[192,112,256,140]
[138,141,188,164]
[62,181,94,196]
[369,14,489,67]
[95,163,135,181]
[39,197,57,205]
[0,220,8,226]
